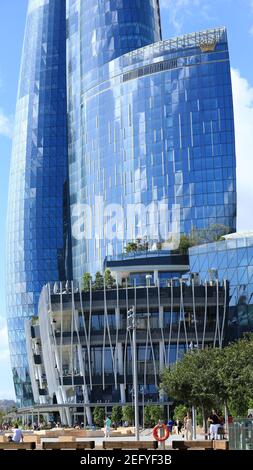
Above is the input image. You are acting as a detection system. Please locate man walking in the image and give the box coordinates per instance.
[208,410,220,440]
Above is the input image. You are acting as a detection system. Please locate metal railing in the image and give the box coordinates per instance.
[122,27,227,61]
[106,249,181,261]
[229,419,253,450]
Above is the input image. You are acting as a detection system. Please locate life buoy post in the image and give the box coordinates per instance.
[152,423,170,448]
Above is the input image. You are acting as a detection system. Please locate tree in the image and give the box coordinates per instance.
[190,224,231,245]
[124,237,149,254]
[82,272,92,292]
[104,269,116,289]
[93,407,105,428]
[124,241,138,253]
[178,235,194,254]
[160,347,225,432]
[122,405,134,425]
[175,224,232,255]
[161,336,253,428]
[173,404,188,422]
[144,405,164,427]
[136,237,149,252]
[111,406,122,426]
[0,410,5,426]
[93,272,104,290]
[218,335,253,416]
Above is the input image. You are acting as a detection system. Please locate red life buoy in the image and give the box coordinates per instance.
[152,424,170,442]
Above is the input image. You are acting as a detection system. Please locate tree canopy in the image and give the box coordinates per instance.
[177,224,232,254]
[161,335,253,419]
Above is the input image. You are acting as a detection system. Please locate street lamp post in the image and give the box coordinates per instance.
[140,386,145,430]
[189,341,198,440]
[127,306,140,441]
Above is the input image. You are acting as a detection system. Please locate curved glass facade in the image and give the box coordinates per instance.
[68,28,236,278]
[67,0,161,78]
[6,0,71,406]
[189,233,253,339]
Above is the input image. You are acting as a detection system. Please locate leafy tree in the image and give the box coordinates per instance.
[124,242,138,253]
[191,224,231,245]
[124,237,149,254]
[0,410,5,426]
[218,335,253,416]
[173,404,188,422]
[136,237,149,252]
[82,272,92,292]
[122,405,134,425]
[160,347,226,432]
[178,235,194,254]
[144,405,164,427]
[111,406,122,426]
[93,272,104,290]
[93,407,105,428]
[104,269,116,289]
[161,336,253,428]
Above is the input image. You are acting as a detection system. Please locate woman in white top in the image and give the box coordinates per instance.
[184,413,193,440]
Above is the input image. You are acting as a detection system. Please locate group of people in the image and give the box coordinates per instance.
[167,412,193,440]
[167,409,227,440]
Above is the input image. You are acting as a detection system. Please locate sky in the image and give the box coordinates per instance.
[0,0,253,400]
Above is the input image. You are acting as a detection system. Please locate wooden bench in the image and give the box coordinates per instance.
[42,441,95,450]
[172,440,229,450]
[213,440,229,450]
[102,441,158,450]
[0,442,36,450]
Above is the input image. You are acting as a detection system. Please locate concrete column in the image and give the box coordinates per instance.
[154,270,159,286]
[82,385,92,425]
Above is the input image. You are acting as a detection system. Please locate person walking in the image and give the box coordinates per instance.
[174,418,183,435]
[208,409,220,440]
[104,416,111,438]
[167,417,174,434]
[184,412,193,440]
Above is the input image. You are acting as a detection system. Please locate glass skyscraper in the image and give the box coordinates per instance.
[6,0,237,407]
[68,20,236,278]
[6,0,71,406]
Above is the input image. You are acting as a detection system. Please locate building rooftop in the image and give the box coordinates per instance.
[123,27,227,61]
[223,232,253,240]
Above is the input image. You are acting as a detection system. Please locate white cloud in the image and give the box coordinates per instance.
[0,109,13,138]
[159,0,215,33]
[231,68,253,231]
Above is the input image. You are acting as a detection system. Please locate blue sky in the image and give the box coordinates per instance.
[0,0,253,399]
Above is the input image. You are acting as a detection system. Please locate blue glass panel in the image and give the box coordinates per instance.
[6,0,72,407]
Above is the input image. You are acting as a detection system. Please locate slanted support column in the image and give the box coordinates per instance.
[159,306,165,402]
[115,307,126,403]
[159,306,164,371]
[56,388,71,427]
[82,385,92,426]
